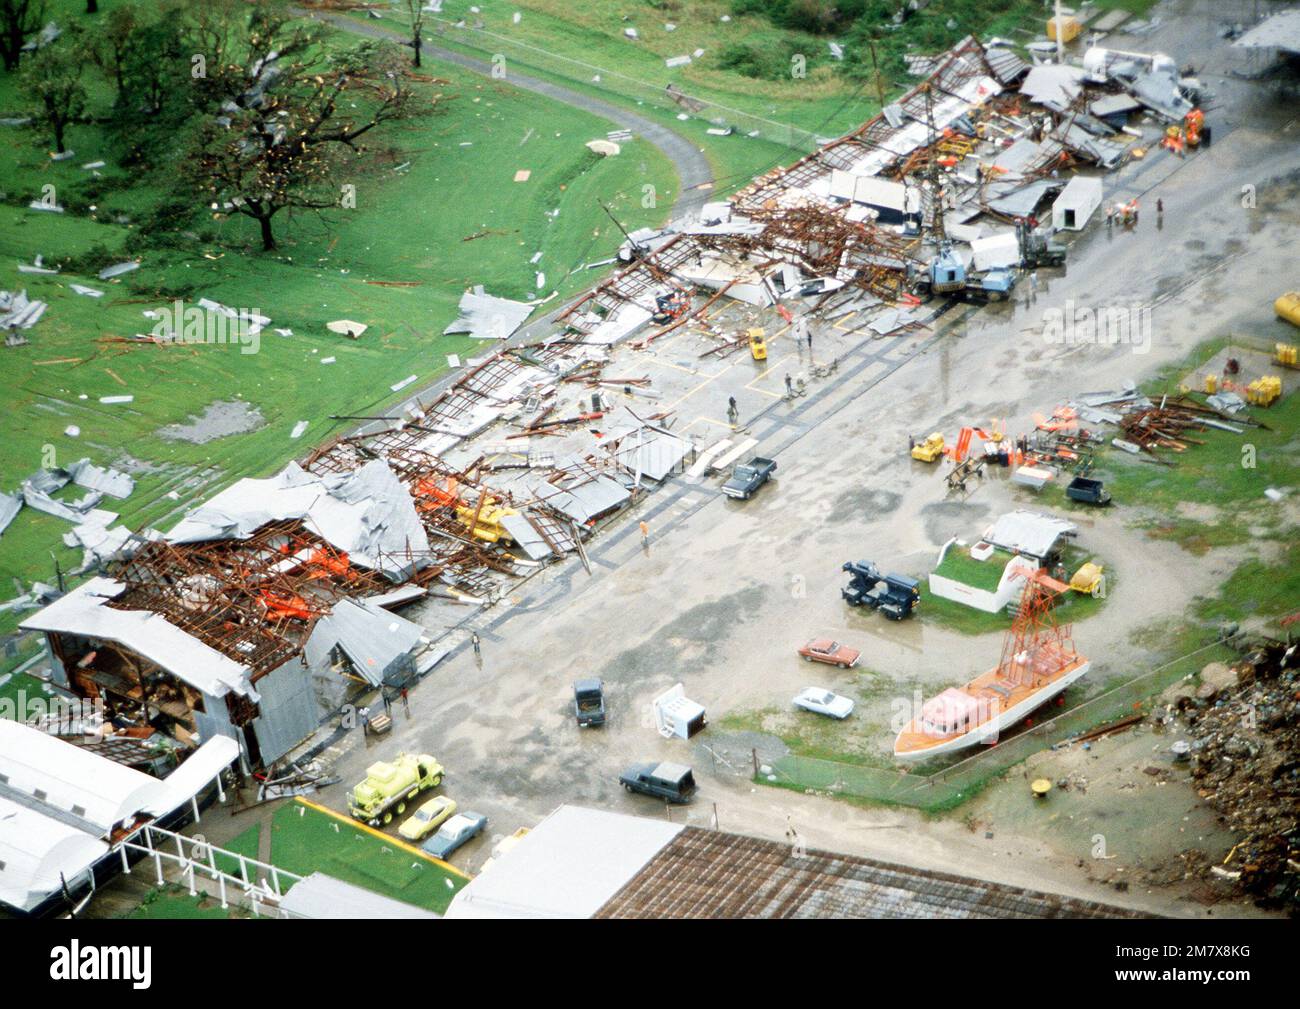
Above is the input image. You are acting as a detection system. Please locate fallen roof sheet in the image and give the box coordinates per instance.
[305,598,424,687]
[533,474,630,524]
[1020,63,1086,111]
[1129,70,1194,121]
[65,458,134,500]
[0,491,21,538]
[984,45,1030,85]
[1050,121,1130,168]
[0,289,47,329]
[607,427,694,483]
[498,510,578,561]
[20,485,104,524]
[986,179,1063,217]
[1089,93,1142,118]
[444,286,534,340]
[168,460,430,581]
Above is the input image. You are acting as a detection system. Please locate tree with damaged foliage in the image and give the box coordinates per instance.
[21,33,87,154]
[0,0,47,72]
[87,2,138,106]
[185,5,433,251]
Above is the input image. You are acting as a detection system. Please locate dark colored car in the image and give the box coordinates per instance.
[574,678,607,727]
[722,457,777,500]
[618,761,697,803]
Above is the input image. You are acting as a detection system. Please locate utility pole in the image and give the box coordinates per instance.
[599,199,643,256]
[868,39,886,110]
[1054,0,1065,64]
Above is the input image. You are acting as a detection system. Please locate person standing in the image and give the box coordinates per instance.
[471,631,481,658]
[359,706,370,736]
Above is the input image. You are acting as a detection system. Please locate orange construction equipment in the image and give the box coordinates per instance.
[949,427,974,463]
[259,589,318,622]
[306,545,353,581]
[1161,125,1185,156]
[413,475,460,510]
[1184,108,1204,148]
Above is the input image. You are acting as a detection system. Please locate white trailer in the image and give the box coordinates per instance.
[1051,176,1103,231]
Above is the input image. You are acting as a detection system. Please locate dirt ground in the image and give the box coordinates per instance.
[228,1,1296,918]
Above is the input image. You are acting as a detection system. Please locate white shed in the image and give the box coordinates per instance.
[652,683,707,739]
[1052,176,1103,231]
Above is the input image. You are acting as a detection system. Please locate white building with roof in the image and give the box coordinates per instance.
[0,719,237,916]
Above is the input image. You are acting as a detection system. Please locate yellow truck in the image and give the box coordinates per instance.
[910,432,945,463]
[348,753,444,827]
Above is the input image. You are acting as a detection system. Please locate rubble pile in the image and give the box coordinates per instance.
[1186,638,1299,913]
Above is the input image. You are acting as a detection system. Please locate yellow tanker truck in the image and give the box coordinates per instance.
[348,753,444,827]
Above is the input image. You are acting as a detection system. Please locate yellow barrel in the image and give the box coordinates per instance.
[1276,292,1300,328]
[1204,373,1217,394]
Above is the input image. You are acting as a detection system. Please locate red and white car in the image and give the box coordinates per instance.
[797,638,860,669]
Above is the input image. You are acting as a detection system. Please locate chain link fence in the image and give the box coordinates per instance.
[761,640,1233,813]
[426,16,824,154]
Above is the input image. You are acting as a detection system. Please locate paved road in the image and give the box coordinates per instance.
[294,6,717,453]
[298,2,1300,917]
[299,8,715,219]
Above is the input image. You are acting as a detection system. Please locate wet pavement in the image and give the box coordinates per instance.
[289,1,1297,917]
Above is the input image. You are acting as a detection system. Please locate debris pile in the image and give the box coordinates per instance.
[1185,638,1299,912]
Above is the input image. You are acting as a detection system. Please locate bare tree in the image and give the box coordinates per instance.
[1,0,48,72]
[404,0,425,69]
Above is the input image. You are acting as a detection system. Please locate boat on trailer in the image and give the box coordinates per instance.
[894,572,1089,761]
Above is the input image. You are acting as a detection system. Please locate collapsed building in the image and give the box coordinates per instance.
[20,34,1189,768]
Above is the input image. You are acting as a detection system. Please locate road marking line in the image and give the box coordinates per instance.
[294,796,472,879]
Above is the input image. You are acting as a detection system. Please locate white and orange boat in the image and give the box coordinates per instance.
[894,572,1089,761]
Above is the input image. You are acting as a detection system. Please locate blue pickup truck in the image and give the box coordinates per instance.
[722,457,777,500]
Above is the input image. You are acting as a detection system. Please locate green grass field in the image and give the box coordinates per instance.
[269,800,467,913]
[933,543,1011,592]
[0,2,675,631]
[125,884,249,920]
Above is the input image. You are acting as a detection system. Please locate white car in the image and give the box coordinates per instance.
[793,687,855,719]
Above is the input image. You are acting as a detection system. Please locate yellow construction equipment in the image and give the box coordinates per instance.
[910,432,945,463]
[1246,375,1281,407]
[1069,562,1104,597]
[1276,292,1300,328]
[747,327,767,361]
[456,494,517,543]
